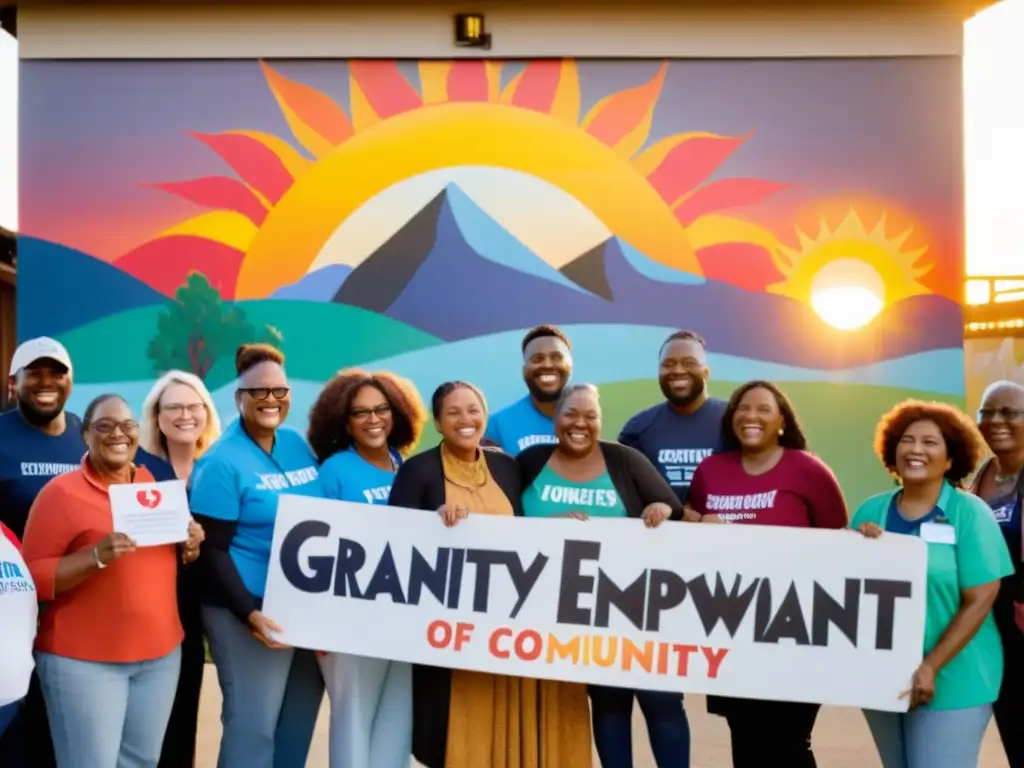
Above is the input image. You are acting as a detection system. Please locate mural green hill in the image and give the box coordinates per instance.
[413,379,964,509]
[59,300,442,388]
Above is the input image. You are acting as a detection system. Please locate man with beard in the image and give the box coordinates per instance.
[620,330,727,504]
[606,330,726,764]
[485,324,572,456]
[0,337,84,768]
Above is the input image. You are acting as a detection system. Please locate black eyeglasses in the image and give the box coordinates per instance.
[238,387,290,401]
[351,404,392,420]
[89,419,139,435]
[978,407,1024,422]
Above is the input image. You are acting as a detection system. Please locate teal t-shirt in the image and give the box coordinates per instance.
[522,464,627,518]
[850,482,1015,710]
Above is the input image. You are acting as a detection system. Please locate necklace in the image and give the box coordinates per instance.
[994,468,1021,486]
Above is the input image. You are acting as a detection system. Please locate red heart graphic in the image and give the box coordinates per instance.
[136,489,162,509]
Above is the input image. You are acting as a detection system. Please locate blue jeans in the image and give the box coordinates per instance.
[588,686,690,768]
[203,605,324,768]
[864,704,993,768]
[0,699,21,739]
[35,646,181,768]
[319,652,412,768]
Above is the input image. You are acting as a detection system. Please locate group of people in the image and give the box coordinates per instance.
[0,324,1020,768]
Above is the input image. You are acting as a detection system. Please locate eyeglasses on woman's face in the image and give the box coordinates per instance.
[160,402,206,417]
[238,387,290,401]
[351,404,392,421]
[977,407,1024,423]
[89,419,140,436]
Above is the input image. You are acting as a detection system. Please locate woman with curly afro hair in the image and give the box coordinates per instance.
[306,368,426,768]
[852,399,1014,768]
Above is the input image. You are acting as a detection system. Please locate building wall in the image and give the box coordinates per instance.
[16,3,969,506]
[17,2,970,60]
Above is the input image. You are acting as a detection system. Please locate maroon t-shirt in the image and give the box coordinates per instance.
[688,449,848,529]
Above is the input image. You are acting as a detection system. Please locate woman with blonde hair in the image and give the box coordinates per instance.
[137,370,221,768]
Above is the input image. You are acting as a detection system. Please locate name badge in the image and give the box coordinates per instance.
[920,521,957,545]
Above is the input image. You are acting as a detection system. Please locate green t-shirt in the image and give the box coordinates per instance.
[850,482,1015,710]
[522,464,628,518]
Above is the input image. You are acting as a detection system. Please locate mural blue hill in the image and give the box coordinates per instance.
[333,184,592,311]
[273,264,352,301]
[19,237,168,337]
[330,189,963,369]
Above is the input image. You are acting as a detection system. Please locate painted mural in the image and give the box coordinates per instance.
[967,338,1024,412]
[19,58,965,506]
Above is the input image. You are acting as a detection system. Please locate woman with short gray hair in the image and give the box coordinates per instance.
[515,382,691,767]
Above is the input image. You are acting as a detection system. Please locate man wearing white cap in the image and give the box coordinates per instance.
[0,336,82,768]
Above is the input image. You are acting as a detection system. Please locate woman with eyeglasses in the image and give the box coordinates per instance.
[970,381,1024,767]
[307,368,427,768]
[190,344,326,768]
[137,371,222,768]
[20,394,204,767]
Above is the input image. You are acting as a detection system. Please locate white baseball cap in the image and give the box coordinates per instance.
[9,337,73,377]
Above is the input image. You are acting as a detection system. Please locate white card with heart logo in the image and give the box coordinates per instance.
[108,480,191,547]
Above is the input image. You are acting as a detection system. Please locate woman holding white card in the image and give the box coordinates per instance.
[20,394,204,768]
[852,400,1013,768]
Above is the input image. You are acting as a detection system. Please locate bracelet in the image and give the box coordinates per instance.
[93,546,107,570]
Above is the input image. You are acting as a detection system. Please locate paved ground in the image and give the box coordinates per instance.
[195,666,1010,767]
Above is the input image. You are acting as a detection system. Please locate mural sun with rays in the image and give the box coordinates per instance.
[20,56,966,505]
[118,59,790,301]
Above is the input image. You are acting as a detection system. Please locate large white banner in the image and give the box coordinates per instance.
[263,496,927,711]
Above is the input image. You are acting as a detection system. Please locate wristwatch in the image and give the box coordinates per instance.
[93,546,107,570]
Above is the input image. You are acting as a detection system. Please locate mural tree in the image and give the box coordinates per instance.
[147,272,283,380]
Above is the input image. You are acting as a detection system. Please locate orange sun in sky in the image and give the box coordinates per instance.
[116,59,786,300]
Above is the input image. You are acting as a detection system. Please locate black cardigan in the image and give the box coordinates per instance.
[516,440,685,520]
[388,445,524,515]
[387,445,523,768]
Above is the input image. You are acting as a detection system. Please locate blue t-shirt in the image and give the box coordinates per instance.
[618,398,727,504]
[486,395,558,456]
[319,447,401,505]
[0,410,85,538]
[189,421,324,598]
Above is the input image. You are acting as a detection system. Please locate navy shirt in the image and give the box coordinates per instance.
[319,447,401,505]
[0,410,85,538]
[987,487,1022,563]
[190,421,323,600]
[134,448,177,482]
[618,397,727,504]
[486,395,559,456]
[885,495,942,535]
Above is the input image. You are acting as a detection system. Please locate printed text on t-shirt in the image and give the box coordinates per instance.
[362,485,392,504]
[517,434,559,453]
[0,559,35,595]
[540,484,619,508]
[256,466,319,491]
[705,490,778,512]
[657,448,714,487]
[20,462,78,477]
